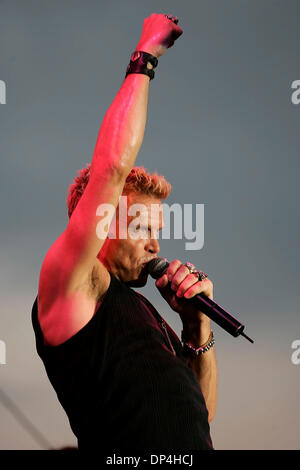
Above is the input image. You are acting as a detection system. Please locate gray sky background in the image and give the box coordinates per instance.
[0,0,299,449]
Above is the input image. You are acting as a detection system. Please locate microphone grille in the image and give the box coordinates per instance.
[147,257,169,279]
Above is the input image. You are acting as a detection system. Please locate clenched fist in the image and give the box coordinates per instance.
[136,13,183,58]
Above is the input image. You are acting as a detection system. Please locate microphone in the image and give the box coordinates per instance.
[147,257,254,344]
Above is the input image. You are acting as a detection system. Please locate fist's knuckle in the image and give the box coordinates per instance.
[184,266,191,275]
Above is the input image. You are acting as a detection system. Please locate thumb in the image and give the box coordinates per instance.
[167,25,183,48]
[155,273,174,304]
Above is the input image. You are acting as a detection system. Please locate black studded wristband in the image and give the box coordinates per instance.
[125,51,158,81]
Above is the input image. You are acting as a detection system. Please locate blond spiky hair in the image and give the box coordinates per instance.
[67,163,172,218]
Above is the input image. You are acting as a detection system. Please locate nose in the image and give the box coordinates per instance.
[146,237,160,255]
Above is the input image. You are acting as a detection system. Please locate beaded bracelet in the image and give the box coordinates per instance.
[181,330,215,357]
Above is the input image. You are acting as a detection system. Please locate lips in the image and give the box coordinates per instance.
[140,256,157,272]
[141,256,157,268]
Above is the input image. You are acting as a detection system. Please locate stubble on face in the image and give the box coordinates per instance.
[101,192,163,285]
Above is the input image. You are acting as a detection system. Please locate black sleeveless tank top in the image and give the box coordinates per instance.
[31,271,213,450]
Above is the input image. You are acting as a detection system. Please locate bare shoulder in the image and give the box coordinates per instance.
[37,256,111,347]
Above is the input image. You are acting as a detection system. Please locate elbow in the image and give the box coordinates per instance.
[90,157,131,184]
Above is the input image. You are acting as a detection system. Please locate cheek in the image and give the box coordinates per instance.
[128,240,147,266]
[120,239,144,260]
[135,239,148,253]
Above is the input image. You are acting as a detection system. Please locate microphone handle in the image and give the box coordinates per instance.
[186,290,245,338]
[149,259,253,342]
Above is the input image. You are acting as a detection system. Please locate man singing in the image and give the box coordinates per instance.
[32,13,217,450]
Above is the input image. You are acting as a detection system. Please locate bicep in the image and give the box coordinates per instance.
[65,166,128,282]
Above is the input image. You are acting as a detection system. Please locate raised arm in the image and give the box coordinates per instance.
[38,14,183,315]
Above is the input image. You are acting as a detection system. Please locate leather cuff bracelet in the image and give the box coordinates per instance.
[125,51,158,81]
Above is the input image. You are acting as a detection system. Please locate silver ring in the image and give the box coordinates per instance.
[184,262,197,275]
[164,14,179,24]
[197,270,208,281]
[184,263,208,282]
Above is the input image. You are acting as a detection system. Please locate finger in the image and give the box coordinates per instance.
[155,273,168,289]
[170,264,191,291]
[165,14,179,25]
[171,22,183,38]
[166,259,182,281]
[176,273,199,297]
[167,28,183,48]
[174,24,183,37]
[163,14,183,36]
[184,278,213,299]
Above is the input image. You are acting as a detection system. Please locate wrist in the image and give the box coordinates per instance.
[135,43,160,58]
[125,50,157,81]
[181,328,215,358]
[182,320,211,348]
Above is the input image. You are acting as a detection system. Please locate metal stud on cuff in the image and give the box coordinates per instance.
[125,51,158,81]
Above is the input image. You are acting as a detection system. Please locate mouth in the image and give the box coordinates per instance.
[141,256,157,266]
[140,256,157,272]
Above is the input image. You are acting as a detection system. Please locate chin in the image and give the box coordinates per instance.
[126,269,149,288]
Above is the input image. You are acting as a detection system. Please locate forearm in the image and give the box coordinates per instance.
[91,64,153,176]
[89,11,183,177]
[183,320,218,423]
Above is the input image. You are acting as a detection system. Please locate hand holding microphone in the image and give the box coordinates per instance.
[147,257,254,343]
